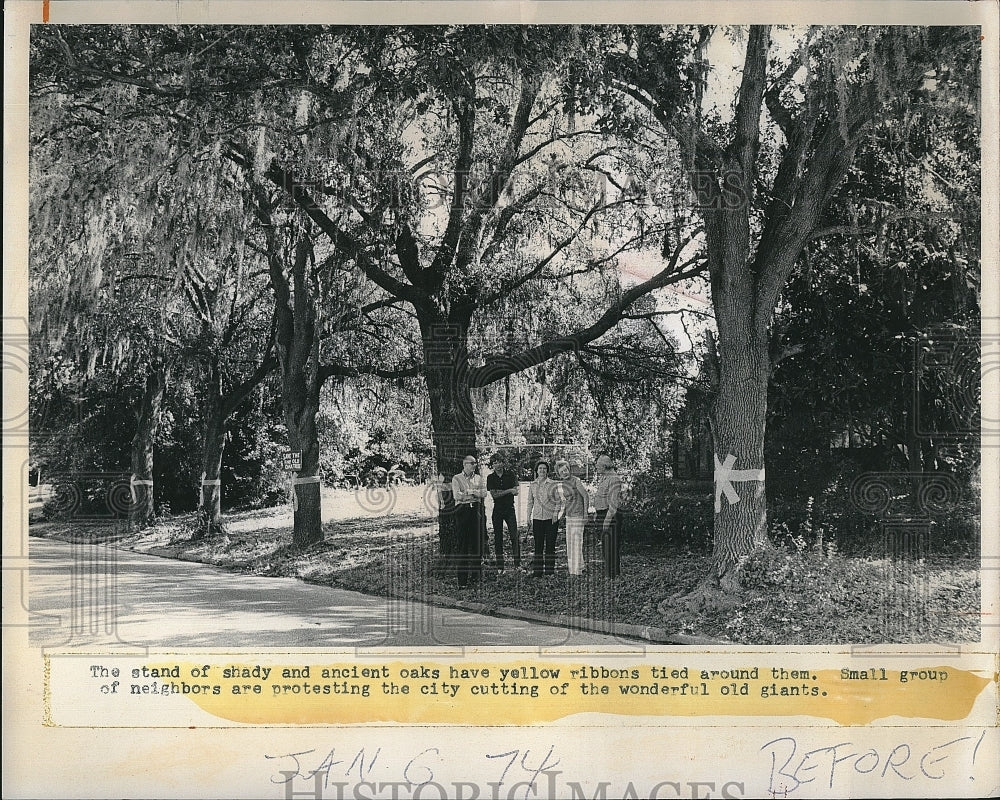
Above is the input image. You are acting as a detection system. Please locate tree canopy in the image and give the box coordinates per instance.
[28,23,981,583]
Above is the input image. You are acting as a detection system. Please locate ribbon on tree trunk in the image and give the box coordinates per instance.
[129,475,154,504]
[713,454,765,514]
[288,475,322,512]
[199,472,221,503]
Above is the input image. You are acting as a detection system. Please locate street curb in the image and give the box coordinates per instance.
[144,546,182,558]
[415,593,727,646]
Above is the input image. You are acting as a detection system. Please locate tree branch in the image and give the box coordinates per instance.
[763,43,807,140]
[609,77,724,171]
[230,145,427,308]
[469,236,707,386]
[221,351,277,421]
[479,183,547,266]
[728,26,771,180]
[752,114,867,330]
[810,209,956,241]
[478,194,625,308]
[334,296,407,329]
[473,71,540,215]
[427,90,476,279]
[513,128,601,169]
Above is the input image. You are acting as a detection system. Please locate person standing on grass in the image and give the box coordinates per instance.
[553,459,590,576]
[487,452,520,572]
[592,454,623,579]
[478,454,492,563]
[452,454,487,587]
[526,460,558,577]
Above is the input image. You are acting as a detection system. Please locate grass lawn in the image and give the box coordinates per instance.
[29,485,981,645]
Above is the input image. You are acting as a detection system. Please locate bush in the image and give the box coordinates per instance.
[222,387,287,510]
[766,448,979,555]
[729,536,980,644]
[768,490,979,557]
[39,474,131,522]
[624,475,713,550]
[225,436,286,510]
[728,542,882,643]
[620,461,978,559]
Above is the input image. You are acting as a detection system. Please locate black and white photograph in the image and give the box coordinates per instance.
[4,1,998,798]
[23,17,986,647]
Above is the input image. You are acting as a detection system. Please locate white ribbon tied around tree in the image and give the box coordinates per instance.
[288,475,322,512]
[129,475,154,504]
[199,472,221,503]
[713,454,765,514]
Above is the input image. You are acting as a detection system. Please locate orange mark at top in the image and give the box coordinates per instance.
[43,0,50,23]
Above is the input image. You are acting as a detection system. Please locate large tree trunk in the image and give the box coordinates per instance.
[683,26,772,598]
[283,379,323,549]
[196,380,227,537]
[194,350,275,538]
[274,237,325,549]
[711,308,770,591]
[253,176,328,549]
[421,315,477,571]
[129,366,165,529]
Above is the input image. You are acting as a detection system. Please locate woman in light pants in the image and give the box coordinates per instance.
[554,460,590,576]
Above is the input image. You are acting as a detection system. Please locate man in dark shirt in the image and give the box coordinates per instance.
[487,452,520,572]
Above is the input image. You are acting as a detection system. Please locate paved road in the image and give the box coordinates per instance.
[27,537,638,648]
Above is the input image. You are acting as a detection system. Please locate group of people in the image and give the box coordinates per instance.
[450,452,623,587]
